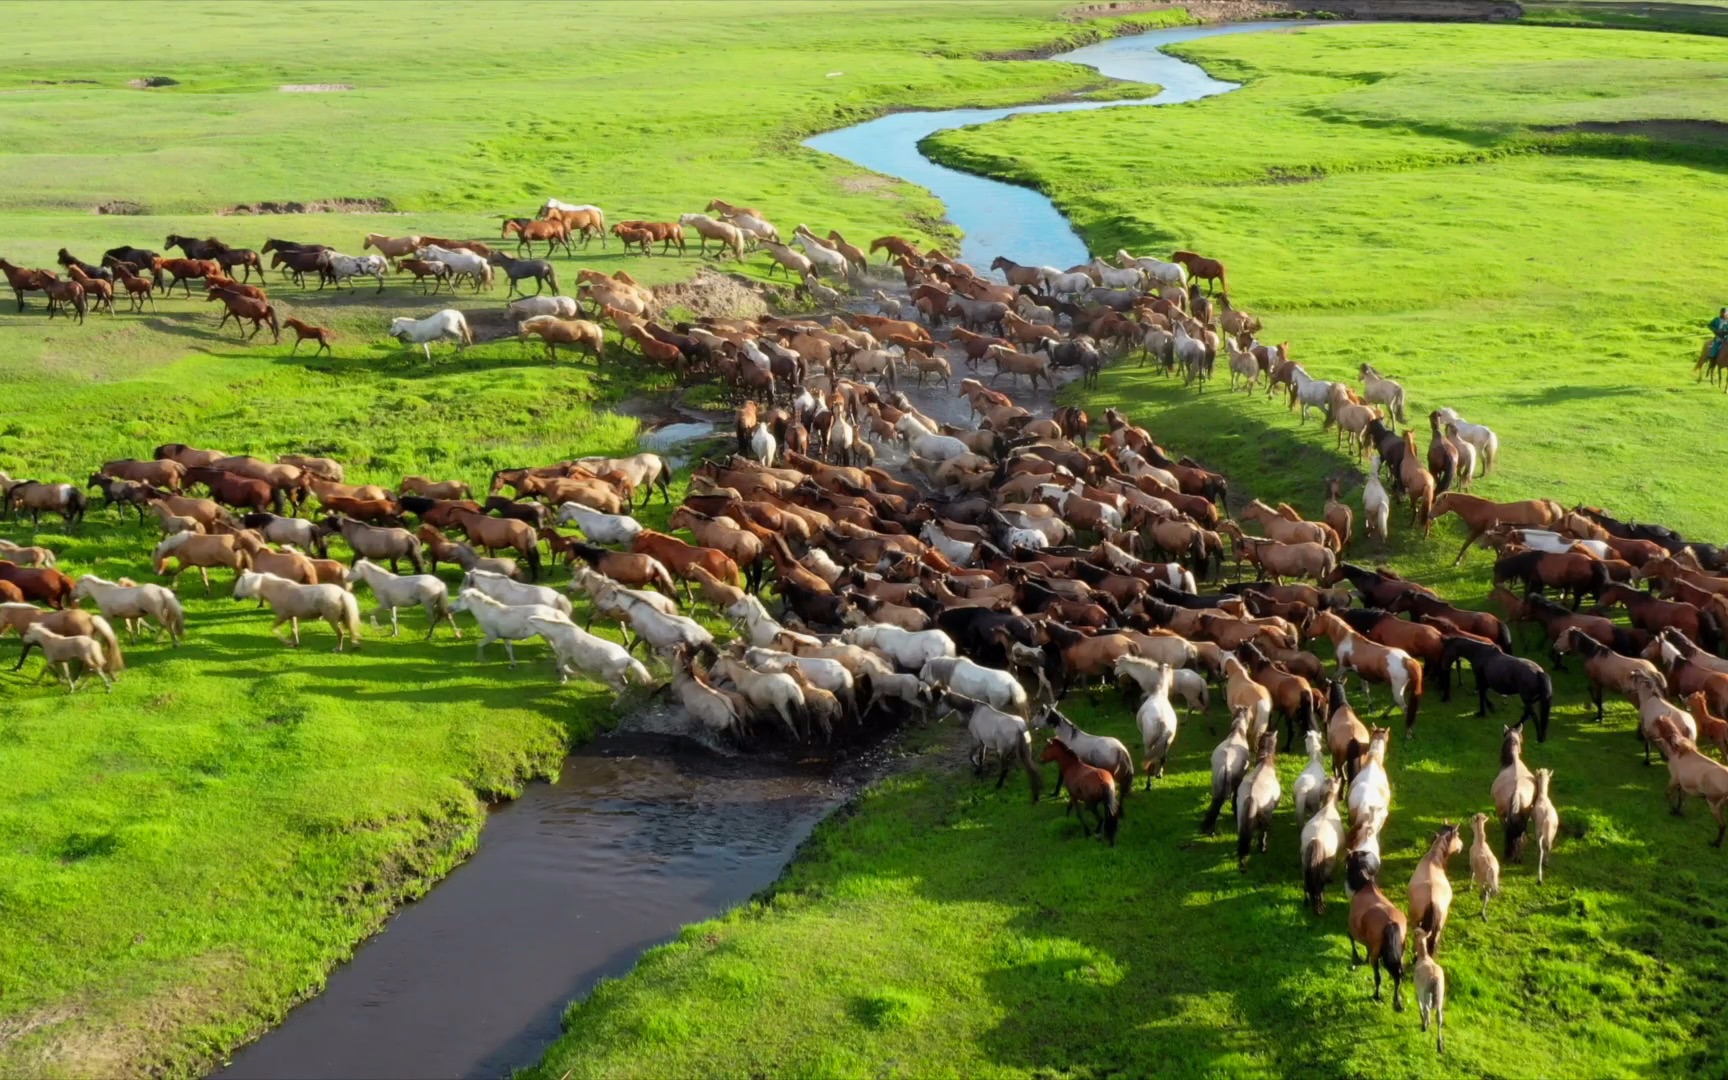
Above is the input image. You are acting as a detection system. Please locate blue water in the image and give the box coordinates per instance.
[804,22,1296,271]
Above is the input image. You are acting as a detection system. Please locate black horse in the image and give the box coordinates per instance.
[55,248,113,282]
[101,246,163,285]
[1440,635,1553,741]
[486,252,558,299]
[1043,336,1105,389]
[165,233,229,261]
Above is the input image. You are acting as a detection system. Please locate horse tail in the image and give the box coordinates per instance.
[1102,777,1121,844]
[1304,837,1328,912]
[546,267,560,294]
[523,542,542,581]
[405,536,426,575]
[1504,799,1530,863]
[1483,431,1498,472]
[1393,386,1407,425]
[1201,781,1229,834]
[1403,657,1423,735]
[1381,921,1406,984]
[342,591,363,645]
[1537,671,1553,742]
[1700,608,1725,657]
[1587,560,1609,602]
[163,591,187,641]
[458,313,474,346]
[1236,793,1254,861]
[1015,732,1043,804]
[91,615,124,673]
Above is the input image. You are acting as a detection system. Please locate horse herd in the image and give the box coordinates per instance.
[10,204,1728,1050]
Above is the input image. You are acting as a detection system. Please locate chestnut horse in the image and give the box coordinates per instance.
[1171,250,1227,294]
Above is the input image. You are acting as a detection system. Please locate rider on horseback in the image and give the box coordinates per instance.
[1711,307,1728,360]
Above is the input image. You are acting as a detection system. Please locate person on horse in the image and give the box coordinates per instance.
[1711,307,1728,360]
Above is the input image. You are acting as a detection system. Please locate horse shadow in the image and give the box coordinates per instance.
[1500,383,1643,407]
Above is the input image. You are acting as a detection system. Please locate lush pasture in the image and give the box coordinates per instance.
[0,2,1183,1075]
[531,22,1728,1080]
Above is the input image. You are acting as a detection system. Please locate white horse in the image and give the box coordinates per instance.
[346,558,460,639]
[540,198,602,218]
[1433,407,1499,475]
[1363,455,1391,541]
[1288,366,1337,424]
[451,587,567,665]
[388,309,473,360]
[618,594,713,657]
[920,656,1026,717]
[742,647,855,711]
[416,245,492,292]
[1134,661,1180,786]
[919,522,978,568]
[711,654,807,739]
[556,502,642,544]
[1042,269,1093,296]
[462,567,571,617]
[947,697,1041,797]
[319,251,388,293]
[527,616,650,695]
[509,295,580,320]
[749,423,776,467]
[1088,258,1144,291]
[1116,249,1187,287]
[234,570,362,652]
[1039,709,1132,787]
[723,211,780,245]
[793,229,849,277]
[1507,529,1612,560]
[842,624,955,672]
[727,595,794,648]
[1292,728,1329,823]
[1346,728,1392,835]
[70,574,185,645]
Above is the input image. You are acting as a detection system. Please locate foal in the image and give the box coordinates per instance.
[284,317,334,357]
[1040,737,1121,845]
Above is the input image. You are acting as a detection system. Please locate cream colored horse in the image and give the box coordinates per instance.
[233,571,362,651]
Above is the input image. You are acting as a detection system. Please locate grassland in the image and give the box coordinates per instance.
[529,22,1728,1080]
[0,2,1201,1075]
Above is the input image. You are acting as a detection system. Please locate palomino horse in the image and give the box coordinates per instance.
[1407,823,1463,955]
[152,532,250,595]
[518,315,605,364]
[234,571,362,651]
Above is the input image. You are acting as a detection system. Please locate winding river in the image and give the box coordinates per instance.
[215,22,1284,1080]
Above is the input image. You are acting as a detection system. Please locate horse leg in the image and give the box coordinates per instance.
[199,567,212,597]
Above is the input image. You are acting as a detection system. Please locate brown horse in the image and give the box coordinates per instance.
[42,278,87,323]
[1432,492,1565,566]
[0,258,53,310]
[1598,583,1723,653]
[185,466,278,514]
[0,561,77,608]
[1171,250,1227,293]
[448,510,541,580]
[518,316,605,365]
[1407,824,1463,955]
[67,264,115,314]
[113,262,158,311]
[1040,737,1122,844]
[1347,850,1407,1010]
[208,289,280,343]
[153,256,222,297]
[612,220,685,255]
[284,318,334,356]
[502,217,572,258]
[633,529,740,592]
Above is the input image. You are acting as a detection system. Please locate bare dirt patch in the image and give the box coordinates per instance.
[220,197,394,215]
[94,200,148,216]
[656,268,771,320]
[279,83,355,93]
[127,76,179,89]
[837,174,895,196]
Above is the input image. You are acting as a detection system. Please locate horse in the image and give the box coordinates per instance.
[1493,724,1536,861]
[1040,737,1121,844]
[6,481,86,529]
[1346,849,1407,1011]
[1598,582,1723,653]
[20,625,113,692]
[1356,363,1408,424]
[0,258,53,310]
[942,697,1042,802]
[323,515,426,574]
[70,575,185,645]
[1494,549,1608,609]
[2,603,120,673]
[1439,635,1554,741]
[363,233,424,266]
[612,220,685,255]
[1037,707,1133,793]
[1652,718,1728,846]
[415,245,492,292]
[487,252,559,299]
[208,288,280,342]
[1412,933,1447,1054]
[445,511,538,579]
[153,256,222,297]
[152,532,251,595]
[232,571,361,651]
[66,265,115,314]
[281,317,334,356]
[1171,250,1227,293]
[1310,611,1423,736]
[1433,492,1563,566]
[344,559,460,640]
[518,315,605,365]
[451,587,566,666]
[0,539,56,567]
[1301,776,1346,914]
[388,309,473,359]
[318,251,389,293]
[41,278,87,323]
[501,218,572,258]
[679,214,746,260]
[1408,823,1462,956]
[397,258,452,293]
[1433,407,1497,476]
[1201,707,1253,834]
[1236,732,1281,869]
[112,261,158,311]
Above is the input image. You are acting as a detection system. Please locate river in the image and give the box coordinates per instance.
[216,21,1285,1080]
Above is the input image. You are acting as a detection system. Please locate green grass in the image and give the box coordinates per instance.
[530,22,1728,1080]
[0,2,1192,1075]
[1522,0,1728,36]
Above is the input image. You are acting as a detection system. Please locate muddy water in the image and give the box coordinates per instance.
[217,729,864,1080]
[805,22,1297,271]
